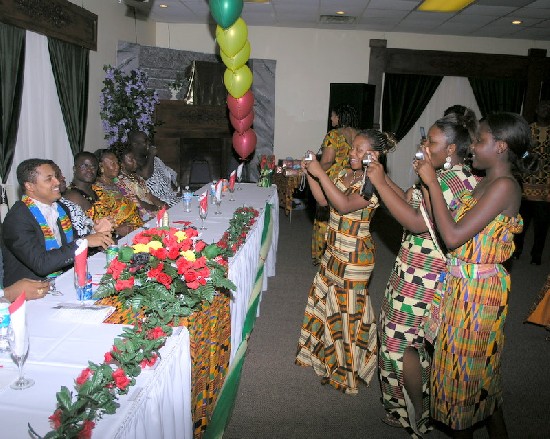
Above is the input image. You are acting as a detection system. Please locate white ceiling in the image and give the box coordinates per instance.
[141,0,550,41]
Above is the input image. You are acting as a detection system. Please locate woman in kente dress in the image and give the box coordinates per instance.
[296,129,396,394]
[311,104,358,265]
[367,111,481,437]
[415,113,533,438]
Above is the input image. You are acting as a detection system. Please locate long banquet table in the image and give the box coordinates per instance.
[0,183,278,438]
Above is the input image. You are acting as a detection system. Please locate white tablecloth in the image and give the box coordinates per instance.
[0,183,278,438]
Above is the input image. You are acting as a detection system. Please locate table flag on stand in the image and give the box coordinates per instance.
[75,239,88,288]
[215,180,223,202]
[199,191,208,215]
[229,170,236,191]
[8,293,26,356]
[156,206,167,227]
[236,163,244,180]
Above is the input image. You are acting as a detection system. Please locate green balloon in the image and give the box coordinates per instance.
[221,40,250,72]
[210,0,243,29]
[224,65,253,99]
[216,18,248,58]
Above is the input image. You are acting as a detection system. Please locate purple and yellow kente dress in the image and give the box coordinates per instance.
[378,165,480,437]
[431,192,522,430]
[297,171,378,394]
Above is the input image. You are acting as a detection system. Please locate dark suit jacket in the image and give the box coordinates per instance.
[2,200,79,287]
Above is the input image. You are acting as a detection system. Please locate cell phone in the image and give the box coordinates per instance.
[420,126,426,141]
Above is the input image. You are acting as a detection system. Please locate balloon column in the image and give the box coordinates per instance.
[209,0,257,160]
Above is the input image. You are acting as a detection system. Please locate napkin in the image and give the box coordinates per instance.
[156,206,167,227]
[8,292,26,356]
[199,191,208,215]
[75,239,88,288]
[237,163,244,180]
[215,180,223,202]
[229,170,236,190]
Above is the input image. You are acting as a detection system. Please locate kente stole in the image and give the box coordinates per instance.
[22,195,74,277]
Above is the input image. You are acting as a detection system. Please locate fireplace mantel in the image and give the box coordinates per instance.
[154,101,234,189]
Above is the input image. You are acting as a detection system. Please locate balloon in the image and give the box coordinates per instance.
[220,41,251,72]
[209,0,243,29]
[227,90,254,119]
[224,65,253,99]
[233,128,257,159]
[230,110,254,133]
[216,18,248,57]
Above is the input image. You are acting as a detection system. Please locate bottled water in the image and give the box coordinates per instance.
[183,186,192,212]
[0,297,11,353]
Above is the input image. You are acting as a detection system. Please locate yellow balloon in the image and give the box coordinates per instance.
[216,18,248,58]
[224,65,253,99]
[221,40,251,72]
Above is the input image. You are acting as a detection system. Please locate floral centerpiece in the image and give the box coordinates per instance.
[258,154,276,188]
[99,65,159,146]
[32,208,260,439]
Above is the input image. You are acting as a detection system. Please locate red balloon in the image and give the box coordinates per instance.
[233,128,257,159]
[227,90,254,120]
[230,110,254,133]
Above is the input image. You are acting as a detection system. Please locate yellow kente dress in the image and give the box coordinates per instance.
[431,193,523,430]
[91,181,143,230]
[297,172,378,394]
[312,129,352,264]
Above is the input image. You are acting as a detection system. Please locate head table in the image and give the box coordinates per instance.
[0,183,278,439]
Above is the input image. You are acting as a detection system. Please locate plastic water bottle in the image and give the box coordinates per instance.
[183,186,192,212]
[210,181,216,204]
[0,297,11,353]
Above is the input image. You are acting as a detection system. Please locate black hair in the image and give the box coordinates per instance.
[483,112,537,174]
[444,104,470,117]
[94,148,117,163]
[355,129,397,200]
[16,158,52,190]
[333,104,359,129]
[113,142,134,164]
[74,151,98,166]
[433,110,478,160]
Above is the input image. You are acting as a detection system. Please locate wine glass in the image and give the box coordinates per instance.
[7,323,34,390]
[199,208,208,230]
[46,277,63,296]
[237,174,243,190]
[214,197,222,215]
[228,186,236,201]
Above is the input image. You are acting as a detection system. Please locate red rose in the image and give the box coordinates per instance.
[186,280,200,289]
[147,327,166,340]
[78,420,95,439]
[104,351,113,363]
[112,368,131,391]
[185,227,198,238]
[151,247,168,260]
[179,238,192,251]
[156,272,172,288]
[176,258,193,274]
[167,246,180,260]
[49,409,62,429]
[140,353,158,368]
[194,240,206,252]
[115,277,135,292]
[183,270,197,282]
[76,367,92,385]
[107,259,128,280]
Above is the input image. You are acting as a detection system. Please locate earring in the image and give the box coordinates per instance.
[443,156,452,170]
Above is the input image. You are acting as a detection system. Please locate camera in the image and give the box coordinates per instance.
[304,153,313,161]
[414,151,424,160]
[362,154,372,167]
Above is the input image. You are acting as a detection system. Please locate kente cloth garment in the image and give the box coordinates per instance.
[61,197,94,237]
[312,129,352,263]
[378,165,480,437]
[146,157,180,207]
[117,172,159,221]
[22,195,73,250]
[431,193,523,430]
[522,123,550,201]
[297,171,378,394]
[91,181,143,230]
[525,274,550,328]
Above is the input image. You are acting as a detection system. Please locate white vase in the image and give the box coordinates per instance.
[170,89,179,100]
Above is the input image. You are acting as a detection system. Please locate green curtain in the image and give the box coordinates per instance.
[382,73,443,142]
[0,23,25,184]
[468,77,526,117]
[47,37,89,155]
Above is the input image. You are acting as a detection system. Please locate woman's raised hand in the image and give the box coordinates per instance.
[365,156,385,187]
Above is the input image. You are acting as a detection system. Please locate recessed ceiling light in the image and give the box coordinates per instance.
[512,20,522,25]
[336,11,345,15]
[159,4,168,8]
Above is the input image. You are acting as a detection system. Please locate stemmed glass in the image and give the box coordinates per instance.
[7,323,34,390]
[228,186,236,201]
[237,174,243,190]
[199,207,208,230]
[47,277,63,296]
[214,197,222,215]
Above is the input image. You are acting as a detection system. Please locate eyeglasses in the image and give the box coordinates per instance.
[78,163,98,171]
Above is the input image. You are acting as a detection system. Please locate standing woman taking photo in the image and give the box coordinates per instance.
[414,112,533,438]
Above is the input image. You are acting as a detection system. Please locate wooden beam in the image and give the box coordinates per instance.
[0,0,97,50]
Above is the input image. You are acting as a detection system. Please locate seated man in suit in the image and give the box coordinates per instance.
[2,158,113,287]
[0,247,49,301]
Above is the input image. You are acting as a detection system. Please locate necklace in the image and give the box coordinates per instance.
[351,170,364,184]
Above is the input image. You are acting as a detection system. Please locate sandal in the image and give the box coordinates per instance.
[381,413,402,428]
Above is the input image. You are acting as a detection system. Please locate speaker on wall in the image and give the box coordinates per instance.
[328,83,375,132]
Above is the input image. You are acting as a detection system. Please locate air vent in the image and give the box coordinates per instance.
[320,15,357,24]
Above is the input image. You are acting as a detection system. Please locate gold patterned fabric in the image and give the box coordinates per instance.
[298,172,379,394]
[523,124,550,201]
[91,181,143,230]
[117,172,159,220]
[312,129,352,263]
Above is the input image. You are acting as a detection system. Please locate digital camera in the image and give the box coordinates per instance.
[304,153,313,161]
[414,151,424,160]
[362,154,372,166]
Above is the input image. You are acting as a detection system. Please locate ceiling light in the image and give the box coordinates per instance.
[512,20,522,25]
[336,11,345,15]
[418,0,475,12]
[159,3,168,8]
